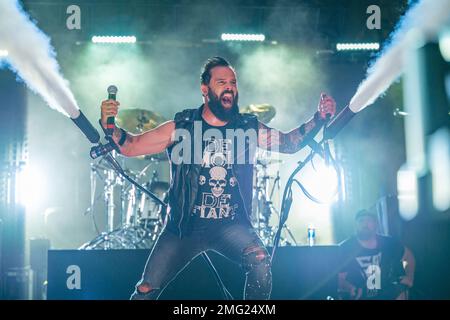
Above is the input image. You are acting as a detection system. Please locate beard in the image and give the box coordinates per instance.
[356,228,376,241]
[207,88,239,122]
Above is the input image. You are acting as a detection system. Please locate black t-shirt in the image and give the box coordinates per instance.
[191,118,245,223]
[339,235,405,299]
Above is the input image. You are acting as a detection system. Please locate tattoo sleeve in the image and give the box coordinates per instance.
[258,111,325,154]
[112,127,122,142]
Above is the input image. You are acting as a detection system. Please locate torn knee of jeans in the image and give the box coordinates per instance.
[244,244,268,260]
[136,282,155,294]
[242,244,271,269]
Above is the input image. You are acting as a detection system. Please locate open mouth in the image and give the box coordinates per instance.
[221,93,233,106]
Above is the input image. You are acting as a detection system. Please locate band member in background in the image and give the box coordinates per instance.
[338,209,415,300]
[100,56,336,300]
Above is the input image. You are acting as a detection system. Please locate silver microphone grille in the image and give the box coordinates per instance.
[107,85,118,95]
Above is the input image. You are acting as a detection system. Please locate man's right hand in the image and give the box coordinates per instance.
[100,99,120,129]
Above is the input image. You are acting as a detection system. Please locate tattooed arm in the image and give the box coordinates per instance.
[100,99,175,157]
[257,93,336,154]
[257,113,325,154]
[111,120,175,157]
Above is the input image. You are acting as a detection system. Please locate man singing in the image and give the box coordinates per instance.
[100,56,336,300]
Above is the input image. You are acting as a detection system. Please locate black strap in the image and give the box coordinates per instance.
[98,119,122,153]
[117,128,127,146]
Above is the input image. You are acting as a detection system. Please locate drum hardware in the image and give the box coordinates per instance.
[252,155,298,247]
[80,152,168,250]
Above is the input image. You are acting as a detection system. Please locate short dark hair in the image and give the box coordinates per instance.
[200,56,233,85]
[355,209,377,221]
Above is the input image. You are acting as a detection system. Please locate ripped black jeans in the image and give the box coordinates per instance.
[130,220,272,300]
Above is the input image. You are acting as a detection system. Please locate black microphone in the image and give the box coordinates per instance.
[71,110,100,144]
[106,85,118,137]
[90,142,116,159]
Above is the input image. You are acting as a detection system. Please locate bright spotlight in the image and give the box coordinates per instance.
[429,128,450,212]
[0,49,8,57]
[288,157,340,245]
[312,164,339,202]
[221,33,265,42]
[439,31,450,61]
[397,165,419,221]
[18,165,46,212]
[302,159,339,203]
[336,42,380,51]
[91,36,137,44]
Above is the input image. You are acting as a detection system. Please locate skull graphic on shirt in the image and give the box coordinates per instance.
[209,166,227,197]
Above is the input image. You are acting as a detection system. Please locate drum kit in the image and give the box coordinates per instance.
[252,156,298,247]
[80,108,169,250]
[80,104,293,249]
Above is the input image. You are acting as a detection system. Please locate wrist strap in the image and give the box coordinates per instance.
[117,128,127,146]
[99,119,127,152]
[99,119,127,146]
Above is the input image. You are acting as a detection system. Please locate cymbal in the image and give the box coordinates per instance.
[240,104,276,124]
[116,108,166,134]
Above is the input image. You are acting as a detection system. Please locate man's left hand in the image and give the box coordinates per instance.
[318,93,336,120]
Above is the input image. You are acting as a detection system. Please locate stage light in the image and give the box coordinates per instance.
[91,36,137,44]
[302,159,339,203]
[0,49,8,57]
[18,165,47,212]
[429,128,450,212]
[336,42,380,51]
[287,157,340,245]
[397,165,419,221]
[221,33,265,42]
[439,31,450,61]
